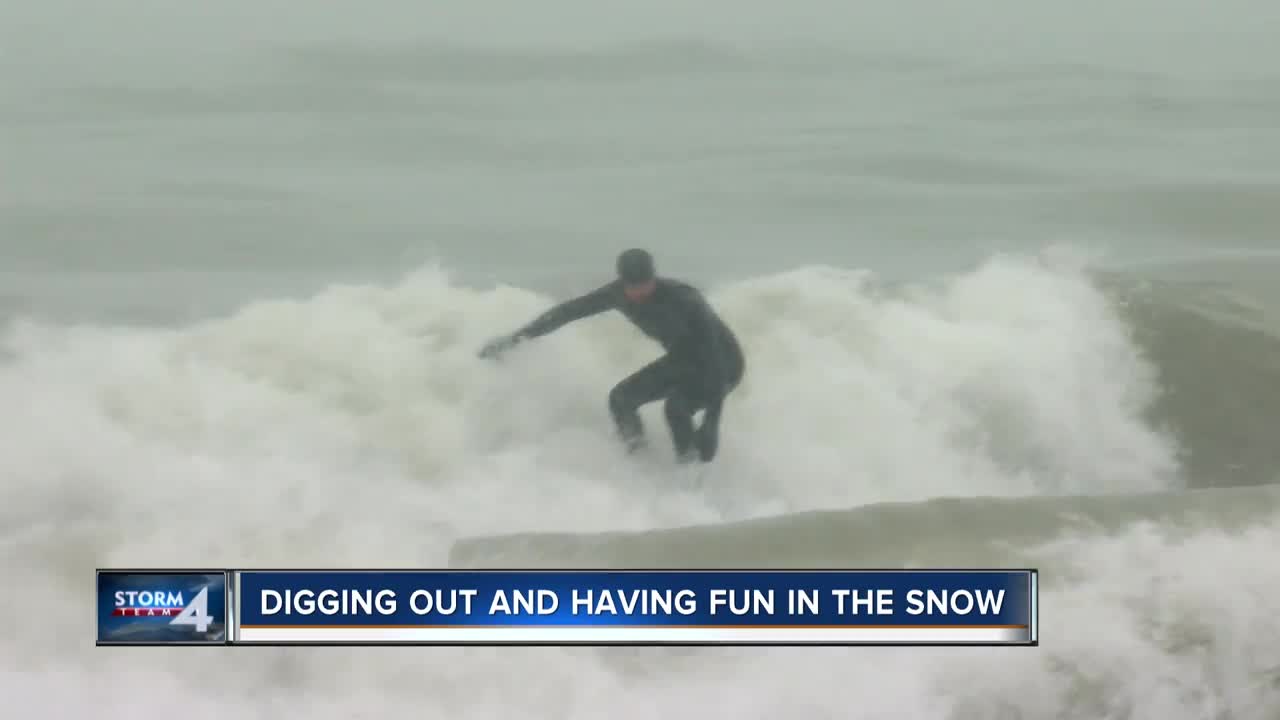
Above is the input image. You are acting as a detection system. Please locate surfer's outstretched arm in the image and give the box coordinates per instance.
[514,283,616,340]
[479,283,616,358]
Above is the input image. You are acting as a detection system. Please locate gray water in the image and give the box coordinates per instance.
[4,1,1280,718]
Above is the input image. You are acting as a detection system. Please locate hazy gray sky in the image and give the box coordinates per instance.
[4,0,1279,88]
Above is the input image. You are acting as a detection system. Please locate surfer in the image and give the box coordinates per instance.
[478,249,745,463]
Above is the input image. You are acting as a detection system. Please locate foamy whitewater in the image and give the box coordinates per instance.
[4,256,1280,718]
[5,0,1280,717]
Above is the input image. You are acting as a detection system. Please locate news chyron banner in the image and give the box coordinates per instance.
[97,570,1037,646]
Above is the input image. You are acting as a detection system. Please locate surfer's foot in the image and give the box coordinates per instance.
[622,434,647,454]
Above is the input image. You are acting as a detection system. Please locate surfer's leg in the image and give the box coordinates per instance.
[663,389,699,462]
[671,368,740,463]
[608,357,679,452]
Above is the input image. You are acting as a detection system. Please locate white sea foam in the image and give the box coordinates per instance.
[7,256,1276,717]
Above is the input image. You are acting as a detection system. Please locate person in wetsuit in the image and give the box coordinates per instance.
[478,249,745,463]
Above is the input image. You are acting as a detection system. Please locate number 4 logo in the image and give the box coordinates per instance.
[170,587,214,633]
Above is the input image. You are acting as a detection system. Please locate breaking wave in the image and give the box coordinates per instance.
[3,252,1279,718]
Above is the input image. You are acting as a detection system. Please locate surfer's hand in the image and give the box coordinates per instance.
[695,423,719,462]
[478,334,518,360]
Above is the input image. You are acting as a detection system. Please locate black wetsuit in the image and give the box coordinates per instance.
[509,278,745,461]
